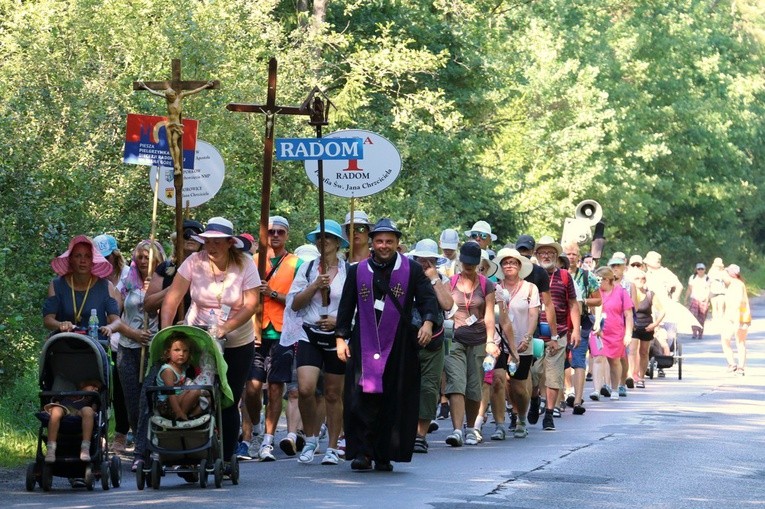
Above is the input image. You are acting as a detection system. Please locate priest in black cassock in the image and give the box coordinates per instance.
[335,218,439,471]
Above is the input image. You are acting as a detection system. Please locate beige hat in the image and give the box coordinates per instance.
[629,254,644,266]
[534,235,563,257]
[644,251,662,269]
[712,257,724,268]
[495,248,533,279]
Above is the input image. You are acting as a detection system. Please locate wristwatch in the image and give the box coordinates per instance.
[430,278,439,286]
[550,334,560,342]
[270,290,278,299]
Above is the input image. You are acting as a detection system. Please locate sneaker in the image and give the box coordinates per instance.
[45,445,56,463]
[248,434,264,458]
[490,425,506,441]
[319,423,328,441]
[573,404,586,415]
[80,447,91,462]
[565,394,575,407]
[635,380,646,389]
[298,441,318,464]
[600,384,612,397]
[437,402,450,420]
[527,397,541,424]
[589,391,600,401]
[513,423,528,438]
[542,413,555,431]
[428,420,439,433]
[625,377,635,389]
[473,427,483,443]
[321,447,344,465]
[586,372,593,382]
[413,435,429,453]
[610,392,620,401]
[236,441,252,460]
[445,429,463,447]
[658,369,666,378]
[464,429,479,445]
[618,385,628,398]
[735,368,745,376]
[280,436,297,456]
[258,443,276,462]
[337,434,346,457]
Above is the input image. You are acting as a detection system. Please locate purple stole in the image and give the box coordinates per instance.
[356,255,410,393]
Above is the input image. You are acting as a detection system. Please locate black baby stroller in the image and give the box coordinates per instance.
[648,325,683,380]
[26,332,121,491]
[135,325,235,490]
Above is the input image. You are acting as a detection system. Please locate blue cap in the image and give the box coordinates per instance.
[306,220,350,249]
[93,234,118,257]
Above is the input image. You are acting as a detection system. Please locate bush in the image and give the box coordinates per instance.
[0,368,39,467]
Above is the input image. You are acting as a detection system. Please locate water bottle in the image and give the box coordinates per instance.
[482,354,496,372]
[208,309,218,339]
[88,309,99,340]
[507,360,518,376]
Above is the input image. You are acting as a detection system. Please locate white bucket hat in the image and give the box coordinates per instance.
[439,228,459,250]
[481,249,500,279]
[464,220,497,241]
[409,239,447,265]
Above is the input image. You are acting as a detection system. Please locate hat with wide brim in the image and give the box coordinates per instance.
[464,220,497,241]
[481,249,501,279]
[495,247,533,279]
[191,217,244,249]
[409,239,447,265]
[51,235,113,278]
[294,244,320,262]
[534,235,563,257]
[306,219,350,249]
[342,210,373,226]
[149,325,234,409]
[644,250,662,269]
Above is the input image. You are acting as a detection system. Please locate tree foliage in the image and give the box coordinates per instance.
[0,0,763,388]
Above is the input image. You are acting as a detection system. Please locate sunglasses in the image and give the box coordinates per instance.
[346,225,369,234]
[470,232,489,240]
[268,229,287,236]
[631,263,642,267]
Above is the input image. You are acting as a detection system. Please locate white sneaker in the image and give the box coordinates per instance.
[298,442,318,464]
[248,434,264,458]
[610,392,620,401]
[258,443,276,462]
[321,447,344,465]
[464,429,479,446]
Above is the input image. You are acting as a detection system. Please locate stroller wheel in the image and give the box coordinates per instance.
[213,458,223,488]
[85,466,95,491]
[198,459,208,488]
[41,463,53,492]
[135,460,145,491]
[151,460,162,490]
[101,461,110,491]
[25,463,36,492]
[229,454,239,485]
[110,455,122,488]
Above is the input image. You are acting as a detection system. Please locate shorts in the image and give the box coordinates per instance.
[566,324,591,370]
[296,340,346,376]
[444,341,485,402]
[418,345,445,420]
[249,340,293,384]
[633,327,654,342]
[530,342,565,390]
[510,355,533,381]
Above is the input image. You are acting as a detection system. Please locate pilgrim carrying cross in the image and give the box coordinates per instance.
[133,58,219,266]
[226,58,319,279]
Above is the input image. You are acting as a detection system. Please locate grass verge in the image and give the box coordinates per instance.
[0,368,40,467]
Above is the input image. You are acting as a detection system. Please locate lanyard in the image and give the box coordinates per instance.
[69,276,94,323]
[460,274,477,312]
[209,256,230,308]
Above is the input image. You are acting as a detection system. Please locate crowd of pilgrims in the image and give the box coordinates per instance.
[42,211,750,473]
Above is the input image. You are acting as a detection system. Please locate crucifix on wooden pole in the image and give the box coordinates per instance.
[133,58,220,268]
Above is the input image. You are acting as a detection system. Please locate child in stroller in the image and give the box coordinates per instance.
[155,332,205,421]
[44,379,102,463]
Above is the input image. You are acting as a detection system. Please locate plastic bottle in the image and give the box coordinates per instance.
[507,360,518,376]
[482,354,496,372]
[88,309,99,340]
[208,309,218,339]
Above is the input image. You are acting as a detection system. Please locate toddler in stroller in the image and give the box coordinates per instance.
[136,325,235,489]
[44,378,101,463]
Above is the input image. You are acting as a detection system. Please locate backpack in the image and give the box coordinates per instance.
[449,273,488,296]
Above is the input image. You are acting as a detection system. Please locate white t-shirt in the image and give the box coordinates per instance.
[499,280,540,355]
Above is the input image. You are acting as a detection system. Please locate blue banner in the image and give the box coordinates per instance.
[275,137,364,161]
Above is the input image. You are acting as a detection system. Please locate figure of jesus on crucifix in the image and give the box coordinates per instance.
[136,80,215,175]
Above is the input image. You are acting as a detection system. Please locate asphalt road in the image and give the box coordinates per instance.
[4,299,765,508]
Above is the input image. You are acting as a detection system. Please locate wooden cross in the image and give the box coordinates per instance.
[133,58,220,268]
[226,58,315,280]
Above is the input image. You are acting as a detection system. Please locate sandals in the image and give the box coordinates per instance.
[413,435,428,453]
[635,380,645,389]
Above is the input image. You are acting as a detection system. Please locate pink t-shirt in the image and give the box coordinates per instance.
[599,285,633,359]
[178,251,261,348]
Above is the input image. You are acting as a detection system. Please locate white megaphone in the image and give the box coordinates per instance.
[561,200,602,246]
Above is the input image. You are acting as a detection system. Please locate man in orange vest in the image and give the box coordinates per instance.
[241,215,303,462]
